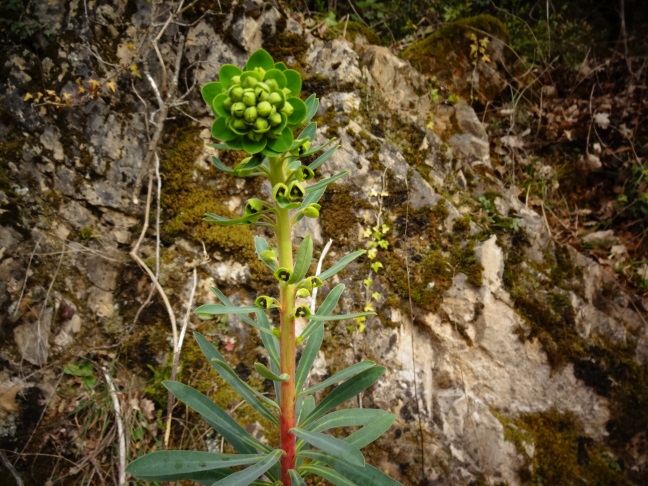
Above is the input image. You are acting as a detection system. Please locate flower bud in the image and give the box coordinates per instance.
[242,75,259,89]
[258,90,270,102]
[231,118,248,132]
[231,75,241,85]
[272,183,288,200]
[274,267,292,283]
[287,181,305,201]
[282,101,294,117]
[269,112,283,127]
[244,106,258,123]
[229,86,243,102]
[231,102,246,117]
[296,288,311,298]
[248,130,263,141]
[257,101,272,117]
[268,92,283,106]
[242,89,257,107]
[223,97,233,112]
[255,82,270,96]
[302,204,320,218]
[266,79,279,92]
[254,117,269,132]
[294,305,311,319]
[260,249,277,265]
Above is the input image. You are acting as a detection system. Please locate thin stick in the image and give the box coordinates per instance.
[164,267,198,447]
[130,164,178,350]
[0,449,23,486]
[14,235,43,316]
[404,174,426,475]
[102,367,126,486]
[312,239,333,313]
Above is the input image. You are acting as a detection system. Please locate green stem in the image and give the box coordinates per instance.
[270,157,296,485]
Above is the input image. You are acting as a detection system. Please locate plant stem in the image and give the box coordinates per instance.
[271,157,296,485]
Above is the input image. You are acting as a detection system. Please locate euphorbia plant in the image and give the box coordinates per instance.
[127,49,401,486]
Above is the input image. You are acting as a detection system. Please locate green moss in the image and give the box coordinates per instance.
[402,14,509,76]
[328,20,382,45]
[160,127,266,281]
[319,184,371,244]
[263,31,309,70]
[495,409,630,485]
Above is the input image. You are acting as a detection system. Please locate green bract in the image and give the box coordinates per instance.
[202,49,309,156]
[128,48,400,486]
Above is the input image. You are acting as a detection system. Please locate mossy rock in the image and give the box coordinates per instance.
[402,14,509,102]
[328,20,381,45]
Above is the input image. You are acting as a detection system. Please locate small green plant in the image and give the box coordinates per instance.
[355,179,390,333]
[127,49,401,485]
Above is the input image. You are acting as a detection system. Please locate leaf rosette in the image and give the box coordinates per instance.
[201,49,307,156]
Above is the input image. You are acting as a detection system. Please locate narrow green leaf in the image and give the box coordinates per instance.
[289,469,307,486]
[295,321,324,393]
[298,395,316,426]
[208,289,280,371]
[299,185,326,212]
[212,449,283,486]
[255,362,289,382]
[303,93,319,124]
[299,451,403,486]
[298,284,344,342]
[304,171,348,194]
[298,465,357,486]
[245,49,275,71]
[162,381,266,454]
[300,137,338,157]
[255,311,281,375]
[300,361,376,397]
[309,312,375,321]
[194,334,279,426]
[126,451,263,481]
[300,367,386,427]
[318,250,366,282]
[254,236,278,271]
[203,213,260,226]
[298,122,317,142]
[288,235,313,284]
[345,412,395,449]
[306,408,390,433]
[211,156,235,174]
[211,357,280,418]
[292,428,364,466]
[308,145,339,170]
[194,304,260,316]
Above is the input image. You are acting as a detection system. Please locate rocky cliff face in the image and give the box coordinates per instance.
[1,1,646,485]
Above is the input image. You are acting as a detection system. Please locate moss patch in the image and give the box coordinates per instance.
[384,199,483,312]
[160,126,267,281]
[402,14,509,77]
[328,20,381,45]
[495,409,630,485]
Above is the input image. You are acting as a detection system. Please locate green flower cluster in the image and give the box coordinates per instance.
[201,49,308,155]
